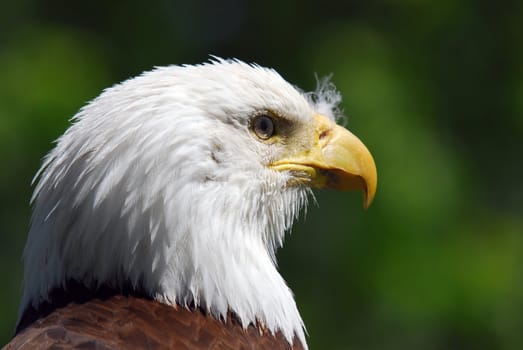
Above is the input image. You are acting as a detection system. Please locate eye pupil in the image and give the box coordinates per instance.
[253,115,275,140]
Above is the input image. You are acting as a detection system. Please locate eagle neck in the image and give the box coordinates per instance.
[156,182,308,348]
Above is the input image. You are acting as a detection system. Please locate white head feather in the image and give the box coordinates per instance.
[20,58,342,348]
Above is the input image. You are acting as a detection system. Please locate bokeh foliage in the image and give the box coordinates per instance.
[1,0,522,349]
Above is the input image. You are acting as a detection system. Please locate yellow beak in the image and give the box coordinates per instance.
[270,114,377,209]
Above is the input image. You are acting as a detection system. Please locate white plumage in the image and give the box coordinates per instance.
[18,58,376,349]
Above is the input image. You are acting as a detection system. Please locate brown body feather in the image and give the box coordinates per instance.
[5,295,304,349]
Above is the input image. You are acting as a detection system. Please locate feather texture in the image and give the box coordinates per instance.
[10,295,304,350]
[15,59,344,349]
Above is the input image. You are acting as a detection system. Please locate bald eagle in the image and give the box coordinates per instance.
[6,59,376,349]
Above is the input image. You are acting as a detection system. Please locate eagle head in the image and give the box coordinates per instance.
[18,58,377,348]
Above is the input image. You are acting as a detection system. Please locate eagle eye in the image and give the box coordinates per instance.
[252,114,275,140]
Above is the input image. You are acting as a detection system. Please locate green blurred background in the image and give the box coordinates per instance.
[1,0,522,349]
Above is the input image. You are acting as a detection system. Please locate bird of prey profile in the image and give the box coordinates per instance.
[6,59,377,349]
